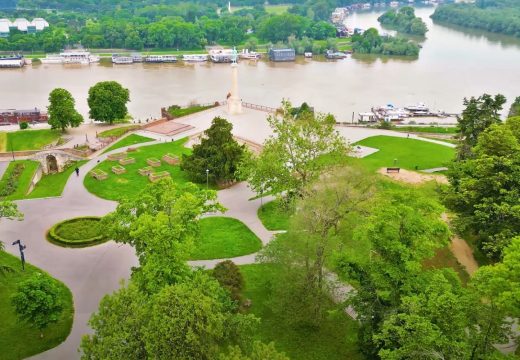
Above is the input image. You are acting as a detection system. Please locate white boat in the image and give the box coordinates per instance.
[304,52,313,58]
[209,49,234,63]
[405,103,429,112]
[239,49,261,60]
[41,50,99,65]
[182,54,208,62]
[0,55,26,68]
[112,54,133,64]
[144,55,177,63]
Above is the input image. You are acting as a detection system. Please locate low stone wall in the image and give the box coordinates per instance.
[27,163,43,194]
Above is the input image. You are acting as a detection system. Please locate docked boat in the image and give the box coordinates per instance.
[182,54,208,62]
[0,55,26,68]
[239,49,261,60]
[405,103,429,113]
[304,52,313,58]
[209,49,234,63]
[325,50,347,59]
[112,54,133,64]
[131,53,143,63]
[144,55,177,63]
[41,50,99,65]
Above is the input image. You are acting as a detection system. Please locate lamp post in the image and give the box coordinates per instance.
[12,239,26,271]
[206,169,209,189]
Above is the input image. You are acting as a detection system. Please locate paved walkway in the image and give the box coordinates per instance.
[0,161,8,179]
[0,110,458,359]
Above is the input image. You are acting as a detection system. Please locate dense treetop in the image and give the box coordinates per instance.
[378,6,428,36]
[352,28,420,56]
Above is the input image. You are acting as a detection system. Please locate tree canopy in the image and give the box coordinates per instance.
[47,88,83,132]
[378,6,428,36]
[87,81,130,124]
[181,117,245,185]
[352,28,420,57]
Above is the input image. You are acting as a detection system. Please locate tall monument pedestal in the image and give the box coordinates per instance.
[227,62,243,115]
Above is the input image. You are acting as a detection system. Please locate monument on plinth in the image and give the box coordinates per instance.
[227,47,243,115]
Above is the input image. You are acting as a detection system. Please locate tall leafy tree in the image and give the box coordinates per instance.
[240,100,349,202]
[446,121,520,259]
[455,93,506,160]
[87,81,130,124]
[11,275,64,337]
[508,96,520,118]
[181,117,245,185]
[102,179,223,293]
[47,88,83,132]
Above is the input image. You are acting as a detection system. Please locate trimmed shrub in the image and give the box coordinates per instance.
[48,217,106,247]
[212,260,244,303]
[19,122,29,130]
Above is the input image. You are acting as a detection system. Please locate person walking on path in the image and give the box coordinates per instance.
[75,167,80,177]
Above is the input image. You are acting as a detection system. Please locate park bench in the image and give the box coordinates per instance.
[107,152,127,161]
[146,158,161,167]
[149,171,171,182]
[90,169,108,180]
[162,153,180,165]
[386,167,400,173]
[119,157,135,165]
[138,166,154,176]
[112,165,126,175]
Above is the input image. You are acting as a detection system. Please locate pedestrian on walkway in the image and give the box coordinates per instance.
[75,167,80,177]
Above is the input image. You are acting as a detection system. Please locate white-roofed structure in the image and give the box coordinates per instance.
[0,17,49,36]
[13,18,30,32]
[31,18,49,31]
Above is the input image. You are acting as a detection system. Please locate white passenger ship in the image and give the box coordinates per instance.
[41,50,100,65]
[182,54,208,62]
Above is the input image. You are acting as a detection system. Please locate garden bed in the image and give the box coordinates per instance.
[119,157,135,165]
[48,216,107,247]
[138,166,154,176]
[112,165,126,175]
[162,153,180,165]
[149,171,170,182]
[107,152,127,161]
[146,158,161,167]
[90,169,108,180]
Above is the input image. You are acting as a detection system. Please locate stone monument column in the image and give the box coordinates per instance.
[227,47,243,115]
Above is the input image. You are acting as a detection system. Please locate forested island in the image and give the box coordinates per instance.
[377,6,428,36]
[431,0,520,38]
[352,28,420,56]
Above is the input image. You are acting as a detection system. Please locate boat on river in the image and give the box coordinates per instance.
[325,50,347,59]
[182,54,208,62]
[144,55,177,63]
[239,49,261,60]
[41,50,99,65]
[0,55,26,68]
[112,54,133,64]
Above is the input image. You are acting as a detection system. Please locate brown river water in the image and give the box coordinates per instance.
[1,7,520,121]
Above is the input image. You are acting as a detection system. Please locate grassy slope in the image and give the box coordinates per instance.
[168,105,215,118]
[240,264,363,360]
[84,139,192,201]
[26,161,88,199]
[394,126,458,134]
[0,252,73,360]
[265,4,290,14]
[0,132,6,152]
[257,199,291,231]
[191,217,262,260]
[6,129,61,151]
[355,135,455,171]
[102,134,154,154]
[97,125,140,138]
[0,160,40,200]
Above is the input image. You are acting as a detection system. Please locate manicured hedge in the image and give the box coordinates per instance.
[48,217,106,247]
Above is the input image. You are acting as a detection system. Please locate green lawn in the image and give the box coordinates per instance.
[25,161,87,199]
[191,217,262,260]
[0,132,6,152]
[257,199,292,231]
[84,139,192,201]
[3,129,61,151]
[394,126,458,134]
[240,264,362,360]
[355,135,455,171]
[0,160,40,200]
[97,125,140,138]
[102,134,155,154]
[167,104,216,118]
[0,251,73,360]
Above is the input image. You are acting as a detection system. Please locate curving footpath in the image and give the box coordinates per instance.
[1,137,274,360]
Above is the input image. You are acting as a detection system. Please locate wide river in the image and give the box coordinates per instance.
[1,7,520,121]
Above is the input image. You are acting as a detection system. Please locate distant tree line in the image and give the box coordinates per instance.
[352,28,420,57]
[0,3,338,52]
[378,6,428,36]
[431,1,520,38]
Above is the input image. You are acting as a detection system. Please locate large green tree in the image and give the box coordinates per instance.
[102,179,223,293]
[87,81,130,124]
[455,93,506,160]
[181,117,245,185]
[240,100,349,201]
[47,88,83,132]
[508,96,520,118]
[11,274,64,336]
[446,120,520,259]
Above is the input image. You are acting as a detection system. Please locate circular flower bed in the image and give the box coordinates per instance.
[48,217,107,247]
